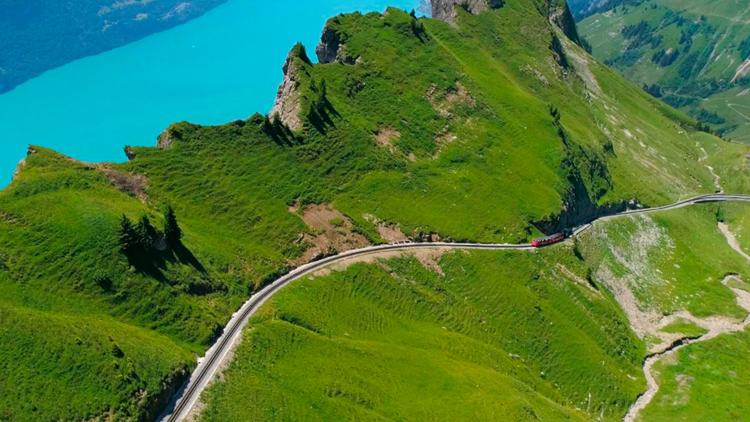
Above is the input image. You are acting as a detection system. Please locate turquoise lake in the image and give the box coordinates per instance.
[0,0,419,185]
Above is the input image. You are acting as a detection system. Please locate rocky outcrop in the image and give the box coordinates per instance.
[143,365,191,422]
[431,0,504,23]
[12,158,26,181]
[270,44,312,132]
[533,107,635,234]
[315,23,357,65]
[156,122,200,149]
[157,127,177,149]
[316,25,341,64]
[544,0,583,46]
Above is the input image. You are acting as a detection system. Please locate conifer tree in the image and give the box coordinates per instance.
[118,215,138,254]
[135,216,158,251]
[164,205,182,246]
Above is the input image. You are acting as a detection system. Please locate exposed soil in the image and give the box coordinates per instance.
[562,36,601,96]
[732,58,750,83]
[413,248,446,276]
[623,274,750,422]
[290,203,370,266]
[362,214,410,244]
[697,145,724,193]
[556,264,598,292]
[719,222,750,262]
[433,130,458,160]
[12,158,26,181]
[374,128,401,153]
[97,166,149,202]
[426,81,475,119]
[377,223,409,244]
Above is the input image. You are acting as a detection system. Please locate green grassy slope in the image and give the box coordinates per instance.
[580,204,750,320]
[0,149,249,419]
[635,204,750,421]
[199,204,750,421]
[0,298,192,421]
[642,329,750,421]
[0,0,749,419]
[199,250,644,421]
[579,0,750,141]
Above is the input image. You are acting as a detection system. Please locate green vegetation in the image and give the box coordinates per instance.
[642,330,750,420]
[199,250,644,421]
[723,202,750,252]
[200,202,750,421]
[579,0,750,141]
[580,204,750,319]
[629,202,750,421]
[0,149,247,420]
[0,0,749,419]
[661,319,708,338]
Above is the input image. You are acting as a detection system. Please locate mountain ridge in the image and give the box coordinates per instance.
[1,0,750,419]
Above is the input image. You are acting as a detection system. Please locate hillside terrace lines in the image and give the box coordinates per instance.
[162,194,750,422]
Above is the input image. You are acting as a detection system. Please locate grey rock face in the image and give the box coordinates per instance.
[270,45,311,132]
[431,0,504,23]
[316,26,342,64]
[545,0,582,46]
[316,25,358,65]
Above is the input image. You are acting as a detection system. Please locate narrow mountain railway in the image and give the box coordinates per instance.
[162,193,750,422]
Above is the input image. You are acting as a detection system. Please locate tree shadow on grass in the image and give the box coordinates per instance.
[172,241,206,273]
[125,239,206,282]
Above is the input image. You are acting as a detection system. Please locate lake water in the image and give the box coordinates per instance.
[0,0,420,185]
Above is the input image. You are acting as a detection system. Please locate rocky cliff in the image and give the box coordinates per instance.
[544,0,582,46]
[430,0,582,47]
[270,44,312,132]
[431,0,504,23]
[315,22,358,65]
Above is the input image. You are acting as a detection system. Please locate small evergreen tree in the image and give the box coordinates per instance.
[164,205,182,246]
[135,216,158,251]
[118,215,138,254]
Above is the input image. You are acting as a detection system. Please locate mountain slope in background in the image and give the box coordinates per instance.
[0,0,226,93]
[1,0,750,419]
[578,0,750,142]
[568,0,633,20]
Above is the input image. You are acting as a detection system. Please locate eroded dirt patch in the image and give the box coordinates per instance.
[290,203,370,266]
[426,81,476,119]
[413,248,446,276]
[97,166,149,202]
[363,214,410,243]
[556,264,598,293]
[374,128,401,153]
[432,130,458,160]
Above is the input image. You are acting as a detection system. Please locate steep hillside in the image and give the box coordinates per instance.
[199,201,750,421]
[568,0,635,20]
[579,0,750,141]
[579,203,750,420]
[0,0,225,93]
[1,0,749,420]
[200,249,644,421]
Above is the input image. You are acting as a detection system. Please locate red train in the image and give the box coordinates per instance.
[531,232,566,248]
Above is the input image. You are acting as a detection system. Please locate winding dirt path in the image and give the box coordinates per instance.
[623,225,750,422]
[697,145,724,193]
